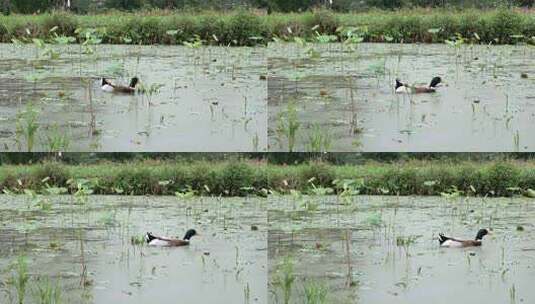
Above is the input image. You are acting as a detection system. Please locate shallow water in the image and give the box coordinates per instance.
[0,44,267,152]
[268,195,535,303]
[268,43,535,152]
[0,195,267,303]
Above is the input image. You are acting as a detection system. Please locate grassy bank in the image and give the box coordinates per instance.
[0,160,268,196]
[2,159,535,197]
[1,9,535,46]
[267,160,535,197]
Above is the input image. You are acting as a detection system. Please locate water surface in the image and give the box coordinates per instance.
[0,195,267,303]
[0,44,267,151]
[268,43,535,151]
[269,195,535,303]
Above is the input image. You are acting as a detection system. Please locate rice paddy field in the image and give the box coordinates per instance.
[0,43,267,152]
[268,195,535,303]
[0,194,267,303]
[268,42,535,152]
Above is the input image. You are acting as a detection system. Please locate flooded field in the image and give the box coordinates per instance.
[268,43,535,152]
[269,195,535,303]
[0,44,267,152]
[0,195,267,303]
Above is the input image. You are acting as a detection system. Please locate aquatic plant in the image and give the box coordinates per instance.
[66,178,95,204]
[15,102,40,152]
[347,75,361,135]
[274,256,296,304]
[513,131,520,151]
[244,283,251,304]
[344,229,354,288]
[175,186,196,200]
[31,37,59,59]
[303,280,328,304]
[24,188,52,211]
[183,35,203,49]
[252,133,260,152]
[276,100,301,152]
[300,199,319,212]
[45,124,70,152]
[339,26,365,48]
[509,284,516,304]
[307,124,332,152]
[11,255,29,304]
[33,276,62,304]
[129,234,145,246]
[440,186,463,201]
[333,178,364,204]
[396,235,420,253]
[308,179,334,196]
[138,82,165,105]
[314,31,337,44]
[366,212,382,227]
[75,27,102,54]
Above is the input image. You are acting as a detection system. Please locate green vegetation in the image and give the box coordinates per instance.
[273,256,296,304]
[0,159,268,196]
[2,0,534,14]
[33,277,63,304]
[266,159,535,197]
[11,255,29,304]
[2,157,535,197]
[1,9,535,45]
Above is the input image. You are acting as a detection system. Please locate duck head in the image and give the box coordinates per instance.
[475,228,489,240]
[395,79,404,89]
[429,76,442,88]
[183,229,197,240]
[145,232,155,243]
[129,77,139,88]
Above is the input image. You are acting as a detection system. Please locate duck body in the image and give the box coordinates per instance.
[395,76,441,94]
[101,77,138,94]
[438,229,489,248]
[145,229,197,247]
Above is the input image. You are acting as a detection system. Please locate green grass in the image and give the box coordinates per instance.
[2,159,535,197]
[1,9,535,46]
[266,159,535,197]
[0,159,268,196]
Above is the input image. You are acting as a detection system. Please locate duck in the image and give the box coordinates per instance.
[101,77,139,94]
[395,76,442,94]
[145,229,197,247]
[438,228,489,248]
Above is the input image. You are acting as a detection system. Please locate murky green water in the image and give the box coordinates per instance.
[268,195,535,303]
[0,195,267,303]
[268,43,535,152]
[0,44,267,152]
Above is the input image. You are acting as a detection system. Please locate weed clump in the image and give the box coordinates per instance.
[220,161,256,196]
[226,11,265,46]
[42,12,77,37]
